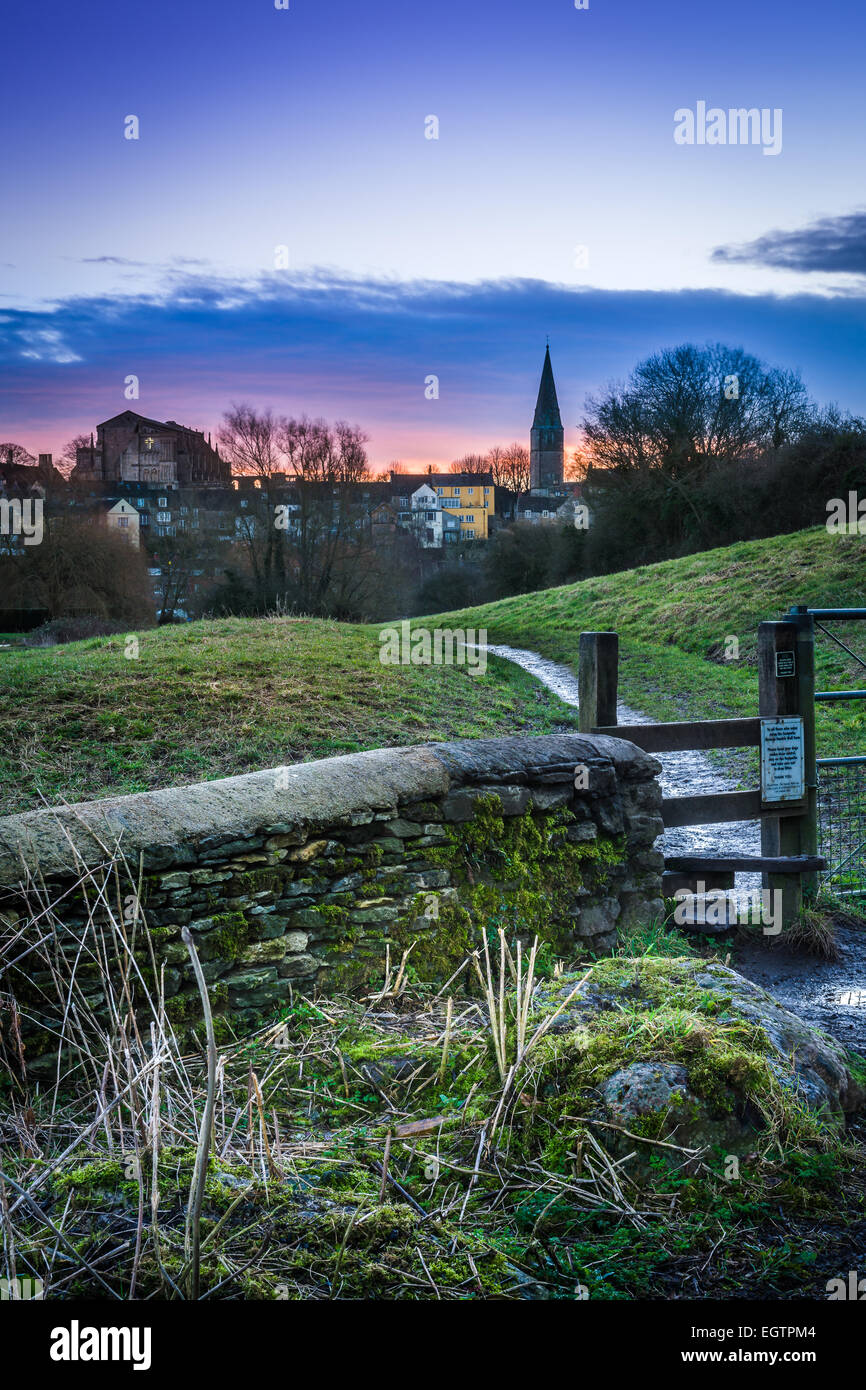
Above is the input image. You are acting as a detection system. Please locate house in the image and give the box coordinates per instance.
[513,496,561,524]
[388,472,494,541]
[105,498,140,546]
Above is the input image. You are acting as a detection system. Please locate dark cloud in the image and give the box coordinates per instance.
[712,210,866,275]
[1,269,865,449]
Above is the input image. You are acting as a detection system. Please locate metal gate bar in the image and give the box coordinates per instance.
[817,756,866,897]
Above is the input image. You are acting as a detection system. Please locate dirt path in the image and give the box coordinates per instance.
[486,644,866,1053]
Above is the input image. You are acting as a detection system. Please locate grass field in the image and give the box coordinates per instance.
[4,526,865,817]
[0,616,578,815]
[420,526,866,765]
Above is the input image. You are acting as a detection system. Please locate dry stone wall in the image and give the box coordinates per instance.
[0,734,664,1059]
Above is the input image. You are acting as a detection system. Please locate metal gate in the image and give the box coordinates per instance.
[798,607,866,898]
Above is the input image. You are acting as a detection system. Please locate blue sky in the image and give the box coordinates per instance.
[2,0,864,466]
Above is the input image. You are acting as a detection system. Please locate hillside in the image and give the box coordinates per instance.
[421,526,866,761]
[4,527,864,818]
[0,617,576,815]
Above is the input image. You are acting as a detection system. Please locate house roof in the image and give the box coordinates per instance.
[392,472,494,490]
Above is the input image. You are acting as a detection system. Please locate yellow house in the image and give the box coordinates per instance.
[431,472,494,540]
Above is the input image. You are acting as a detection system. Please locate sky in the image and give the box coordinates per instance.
[1,0,865,469]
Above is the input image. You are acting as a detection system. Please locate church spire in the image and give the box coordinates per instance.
[533,345,562,431]
[530,345,564,489]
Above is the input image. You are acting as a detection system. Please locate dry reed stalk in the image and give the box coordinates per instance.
[437,997,453,1085]
[181,926,217,1301]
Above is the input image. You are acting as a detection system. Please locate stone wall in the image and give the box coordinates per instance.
[0,734,664,1057]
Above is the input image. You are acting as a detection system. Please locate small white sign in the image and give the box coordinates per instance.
[760,716,805,804]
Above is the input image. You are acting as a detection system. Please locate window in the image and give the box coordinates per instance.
[136,496,147,507]
[158,496,168,507]
[157,511,171,523]
[117,516,129,528]
[139,514,149,526]
[465,529,475,538]
[179,505,189,515]
[399,496,408,508]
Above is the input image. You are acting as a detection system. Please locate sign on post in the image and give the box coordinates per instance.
[760,716,805,804]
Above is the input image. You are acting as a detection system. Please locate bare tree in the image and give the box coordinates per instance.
[59,435,91,478]
[0,443,36,470]
[216,403,285,479]
[449,454,489,476]
[498,443,531,494]
[279,416,371,613]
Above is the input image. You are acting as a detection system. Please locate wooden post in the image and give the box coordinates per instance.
[757,620,804,926]
[578,632,618,734]
[791,606,819,900]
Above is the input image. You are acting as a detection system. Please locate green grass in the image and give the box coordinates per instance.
[0,616,578,815]
[5,525,865,817]
[419,526,866,764]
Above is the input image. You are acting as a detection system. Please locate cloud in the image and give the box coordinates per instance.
[712,210,866,275]
[1,268,865,459]
[78,255,148,266]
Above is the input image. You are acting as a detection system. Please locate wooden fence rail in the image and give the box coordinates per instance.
[578,623,823,925]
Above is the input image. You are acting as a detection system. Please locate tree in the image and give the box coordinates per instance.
[449,453,490,476]
[0,516,154,623]
[497,443,531,494]
[583,343,814,480]
[485,522,553,598]
[216,404,290,609]
[215,406,377,617]
[0,443,36,469]
[580,344,816,561]
[279,416,372,614]
[216,404,284,479]
[59,434,91,477]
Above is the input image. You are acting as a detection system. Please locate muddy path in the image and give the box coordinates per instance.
[487,644,866,1054]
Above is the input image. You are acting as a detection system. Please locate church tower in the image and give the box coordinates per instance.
[530,345,564,490]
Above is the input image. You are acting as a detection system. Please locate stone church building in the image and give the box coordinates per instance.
[530,345,565,490]
[73,411,230,488]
